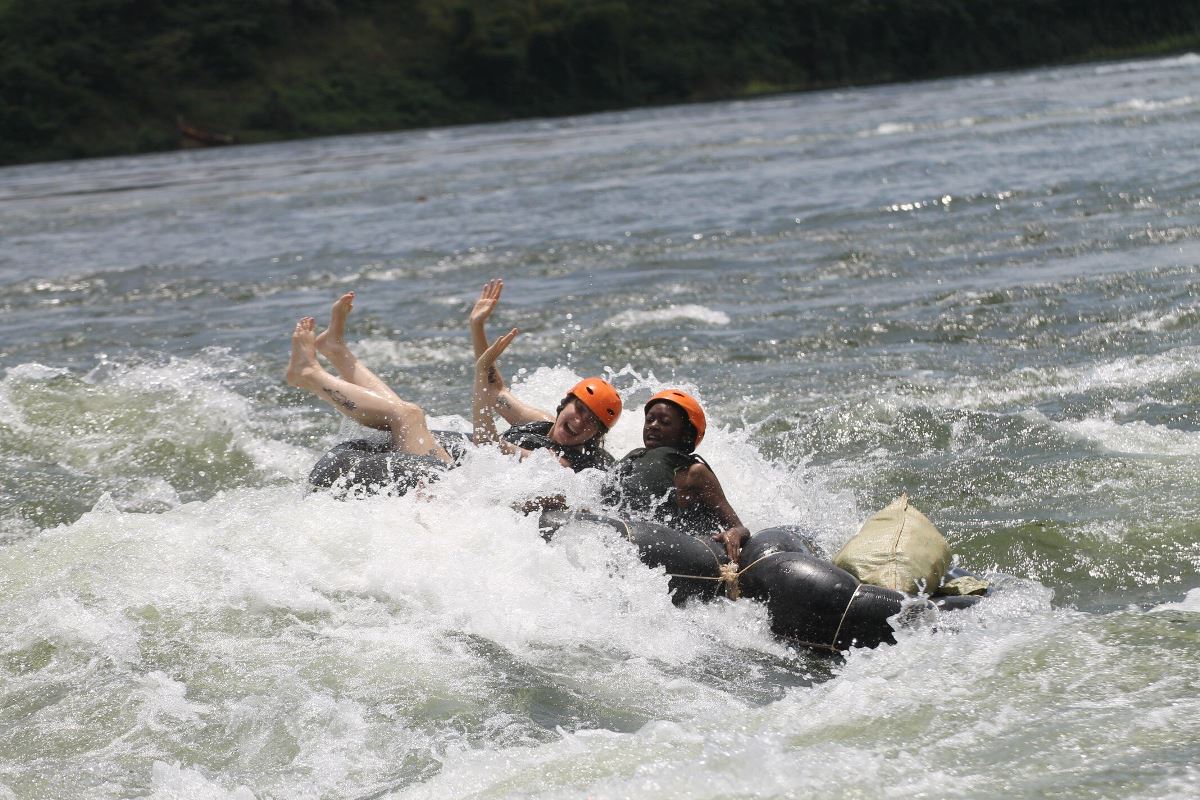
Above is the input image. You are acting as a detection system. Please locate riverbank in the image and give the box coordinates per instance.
[2,0,1199,166]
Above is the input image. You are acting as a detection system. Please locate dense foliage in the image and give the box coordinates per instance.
[2,0,1198,164]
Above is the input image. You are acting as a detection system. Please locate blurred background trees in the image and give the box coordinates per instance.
[2,0,1198,164]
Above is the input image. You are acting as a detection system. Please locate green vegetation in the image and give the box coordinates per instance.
[2,0,1199,165]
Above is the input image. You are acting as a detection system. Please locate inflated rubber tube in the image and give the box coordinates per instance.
[308,431,471,494]
[932,594,983,611]
[737,526,909,651]
[540,516,925,648]
[539,510,730,603]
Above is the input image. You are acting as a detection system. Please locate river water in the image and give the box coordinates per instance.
[2,53,1199,799]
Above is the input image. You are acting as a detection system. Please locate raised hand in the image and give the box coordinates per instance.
[469,278,504,356]
[475,326,518,389]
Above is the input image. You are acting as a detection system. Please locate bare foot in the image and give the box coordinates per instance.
[315,291,354,359]
[286,317,323,388]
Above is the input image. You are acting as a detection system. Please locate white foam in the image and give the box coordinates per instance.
[1150,587,1200,614]
[1073,347,1200,394]
[396,578,1063,800]
[0,351,316,506]
[1119,302,1200,333]
[1094,53,1200,75]
[1112,96,1196,113]
[354,335,470,367]
[0,364,63,434]
[135,672,211,731]
[603,304,730,329]
[874,121,916,136]
[19,594,142,665]
[928,346,1200,412]
[0,383,31,434]
[1043,416,1200,457]
[148,762,256,800]
[3,362,70,382]
[0,395,1105,800]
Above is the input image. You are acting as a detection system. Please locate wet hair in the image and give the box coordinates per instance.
[645,399,698,453]
[555,395,608,445]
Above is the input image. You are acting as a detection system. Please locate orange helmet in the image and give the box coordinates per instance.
[645,389,706,449]
[568,377,623,430]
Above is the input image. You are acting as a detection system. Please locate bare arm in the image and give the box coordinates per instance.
[468,278,551,426]
[473,328,517,445]
[472,329,579,471]
[676,463,751,562]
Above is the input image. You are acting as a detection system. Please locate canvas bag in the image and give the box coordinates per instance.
[833,494,951,595]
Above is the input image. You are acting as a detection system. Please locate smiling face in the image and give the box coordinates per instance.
[642,400,690,450]
[550,397,602,447]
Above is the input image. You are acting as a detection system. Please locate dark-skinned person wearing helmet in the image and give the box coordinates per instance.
[605,390,751,562]
[469,278,621,472]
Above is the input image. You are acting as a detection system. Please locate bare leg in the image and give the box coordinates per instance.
[288,317,451,462]
[314,291,398,400]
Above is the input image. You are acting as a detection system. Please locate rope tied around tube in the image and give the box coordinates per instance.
[666,551,780,600]
[718,562,741,600]
[669,551,880,652]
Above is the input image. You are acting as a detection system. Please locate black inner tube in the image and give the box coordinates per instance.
[737,528,905,650]
[539,509,730,603]
[307,431,471,494]
[311,448,988,650]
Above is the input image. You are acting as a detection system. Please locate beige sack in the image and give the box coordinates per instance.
[833,494,951,595]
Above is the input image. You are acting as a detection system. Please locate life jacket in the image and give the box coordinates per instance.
[605,446,724,535]
[501,421,616,473]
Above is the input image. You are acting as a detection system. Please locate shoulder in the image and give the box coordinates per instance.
[506,420,552,436]
[677,457,718,486]
[502,420,553,447]
[569,445,616,473]
[668,448,706,472]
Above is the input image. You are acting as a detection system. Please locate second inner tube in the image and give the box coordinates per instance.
[307,430,471,494]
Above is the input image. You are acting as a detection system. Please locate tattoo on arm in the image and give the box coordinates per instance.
[497,395,510,408]
[324,388,357,410]
[487,366,500,386]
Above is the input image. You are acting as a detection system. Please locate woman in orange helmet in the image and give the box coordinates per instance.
[287,284,620,475]
[469,278,621,472]
[606,389,750,561]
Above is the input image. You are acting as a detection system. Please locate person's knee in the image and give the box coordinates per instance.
[390,400,426,431]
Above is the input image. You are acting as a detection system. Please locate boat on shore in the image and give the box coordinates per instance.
[176,116,234,148]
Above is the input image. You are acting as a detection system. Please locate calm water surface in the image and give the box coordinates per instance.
[1,54,1199,799]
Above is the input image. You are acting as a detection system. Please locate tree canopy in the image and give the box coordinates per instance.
[2,0,1198,164]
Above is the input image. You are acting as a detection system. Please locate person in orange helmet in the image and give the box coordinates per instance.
[606,389,750,561]
[469,278,621,472]
[287,285,620,474]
